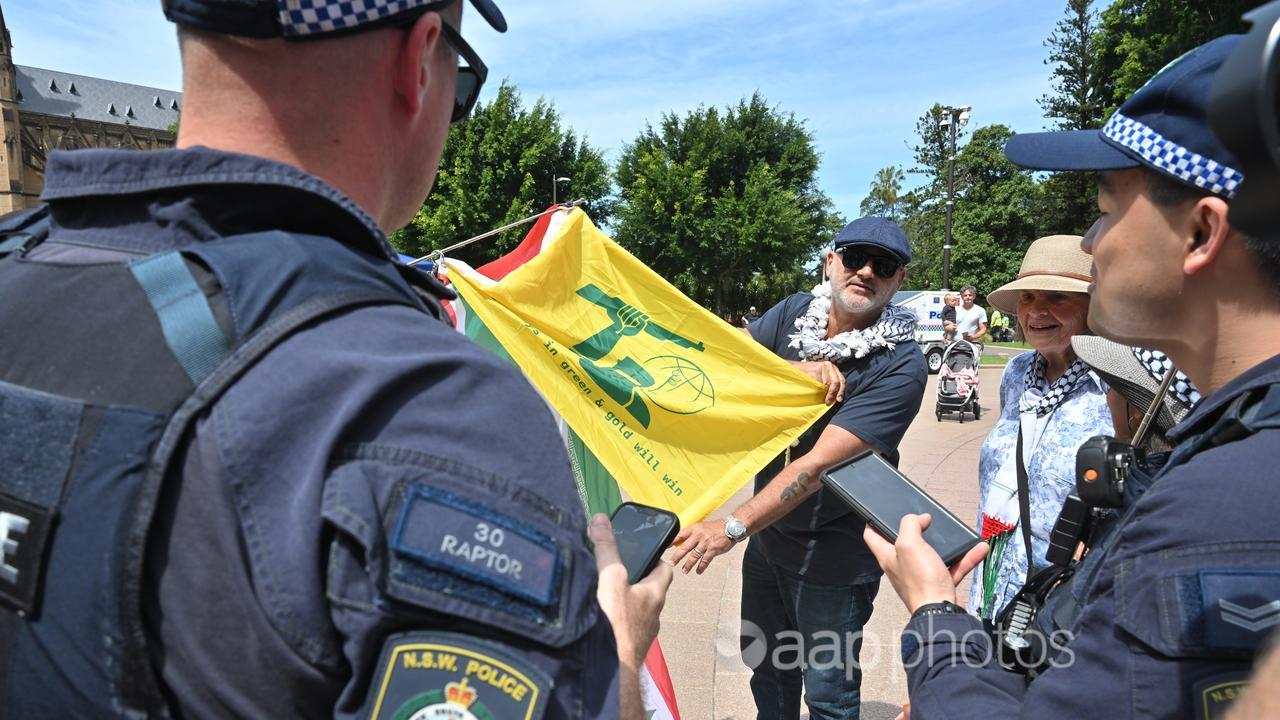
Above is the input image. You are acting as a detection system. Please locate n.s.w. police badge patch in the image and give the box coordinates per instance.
[1193,673,1248,720]
[364,632,552,720]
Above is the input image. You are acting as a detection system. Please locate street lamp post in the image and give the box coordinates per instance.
[939,105,970,291]
[552,176,571,206]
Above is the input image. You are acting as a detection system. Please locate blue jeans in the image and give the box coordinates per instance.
[740,540,880,720]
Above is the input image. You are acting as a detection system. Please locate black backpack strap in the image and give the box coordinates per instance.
[1016,427,1037,570]
[117,288,425,715]
[0,206,50,259]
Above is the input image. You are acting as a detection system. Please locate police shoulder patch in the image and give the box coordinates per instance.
[1200,569,1280,651]
[1193,672,1248,720]
[364,631,552,720]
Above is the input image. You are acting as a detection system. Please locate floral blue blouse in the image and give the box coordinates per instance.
[967,350,1113,620]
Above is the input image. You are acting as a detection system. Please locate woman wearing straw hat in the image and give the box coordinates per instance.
[968,234,1113,623]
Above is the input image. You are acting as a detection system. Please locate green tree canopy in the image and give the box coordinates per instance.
[898,104,960,289]
[1041,0,1105,131]
[909,103,963,201]
[612,93,842,315]
[1095,0,1263,117]
[899,123,1039,295]
[898,188,946,291]
[947,124,1042,296]
[881,2,1264,298]
[1036,0,1103,237]
[1034,0,1261,237]
[390,81,612,265]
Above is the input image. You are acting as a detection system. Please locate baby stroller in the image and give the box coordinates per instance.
[936,340,981,422]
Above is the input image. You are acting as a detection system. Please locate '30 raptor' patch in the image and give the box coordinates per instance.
[364,631,552,720]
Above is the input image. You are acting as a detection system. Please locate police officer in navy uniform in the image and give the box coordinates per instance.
[864,35,1280,719]
[0,1,670,718]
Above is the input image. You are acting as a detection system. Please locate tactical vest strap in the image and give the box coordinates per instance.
[118,289,426,715]
[129,252,232,385]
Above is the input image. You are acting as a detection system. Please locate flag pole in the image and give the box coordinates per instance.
[407,199,586,267]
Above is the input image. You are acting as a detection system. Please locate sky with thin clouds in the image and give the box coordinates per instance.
[1,0,1068,218]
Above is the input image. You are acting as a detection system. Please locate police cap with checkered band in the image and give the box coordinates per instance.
[162,0,506,39]
[1004,35,1244,199]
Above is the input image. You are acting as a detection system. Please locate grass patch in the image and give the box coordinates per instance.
[986,341,1030,349]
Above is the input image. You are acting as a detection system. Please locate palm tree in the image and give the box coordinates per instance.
[874,166,905,219]
[860,165,906,220]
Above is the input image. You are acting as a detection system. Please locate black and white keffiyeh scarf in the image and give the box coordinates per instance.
[787,282,918,362]
[1019,352,1094,416]
[1133,348,1202,408]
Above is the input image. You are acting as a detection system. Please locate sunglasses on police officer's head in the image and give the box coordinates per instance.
[836,246,902,279]
[398,13,488,125]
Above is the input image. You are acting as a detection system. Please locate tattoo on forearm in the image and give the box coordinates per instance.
[780,472,812,503]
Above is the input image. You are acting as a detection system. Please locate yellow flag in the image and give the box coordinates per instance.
[444,209,829,525]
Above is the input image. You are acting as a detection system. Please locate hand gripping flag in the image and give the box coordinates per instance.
[443,207,829,526]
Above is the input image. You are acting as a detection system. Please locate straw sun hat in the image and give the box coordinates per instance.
[1070,336,1201,434]
[986,234,1093,315]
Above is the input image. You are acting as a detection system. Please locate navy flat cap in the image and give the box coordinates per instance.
[833,216,912,264]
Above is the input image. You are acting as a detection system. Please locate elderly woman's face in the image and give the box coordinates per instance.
[1017,290,1091,357]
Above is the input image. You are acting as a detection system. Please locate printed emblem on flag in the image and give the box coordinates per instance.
[572,283,713,429]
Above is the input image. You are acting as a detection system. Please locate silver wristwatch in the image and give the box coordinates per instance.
[724,515,748,543]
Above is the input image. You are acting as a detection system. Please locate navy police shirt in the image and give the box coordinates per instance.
[33,147,617,719]
[749,292,927,583]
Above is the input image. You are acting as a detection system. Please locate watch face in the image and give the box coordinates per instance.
[725,518,747,539]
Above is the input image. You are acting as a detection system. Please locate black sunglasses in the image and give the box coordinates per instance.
[439,21,487,124]
[836,246,902,279]
[398,13,488,124]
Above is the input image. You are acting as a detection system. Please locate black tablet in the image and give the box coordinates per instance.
[821,450,981,566]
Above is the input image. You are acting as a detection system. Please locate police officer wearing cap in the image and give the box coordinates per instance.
[0,1,670,718]
[865,34,1280,719]
[673,216,927,719]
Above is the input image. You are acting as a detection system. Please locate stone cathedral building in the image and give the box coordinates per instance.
[0,3,181,213]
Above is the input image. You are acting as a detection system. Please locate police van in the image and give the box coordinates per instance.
[893,290,951,374]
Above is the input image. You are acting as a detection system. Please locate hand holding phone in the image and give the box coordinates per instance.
[609,502,680,584]
[589,513,674,716]
[821,450,979,565]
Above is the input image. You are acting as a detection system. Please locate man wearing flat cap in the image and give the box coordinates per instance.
[673,216,927,719]
[0,1,669,718]
[866,33,1280,719]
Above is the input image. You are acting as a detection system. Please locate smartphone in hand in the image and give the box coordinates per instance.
[609,502,680,584]
[821,450,980,566]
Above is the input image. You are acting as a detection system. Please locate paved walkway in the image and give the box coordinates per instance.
[656,365,1004,719]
